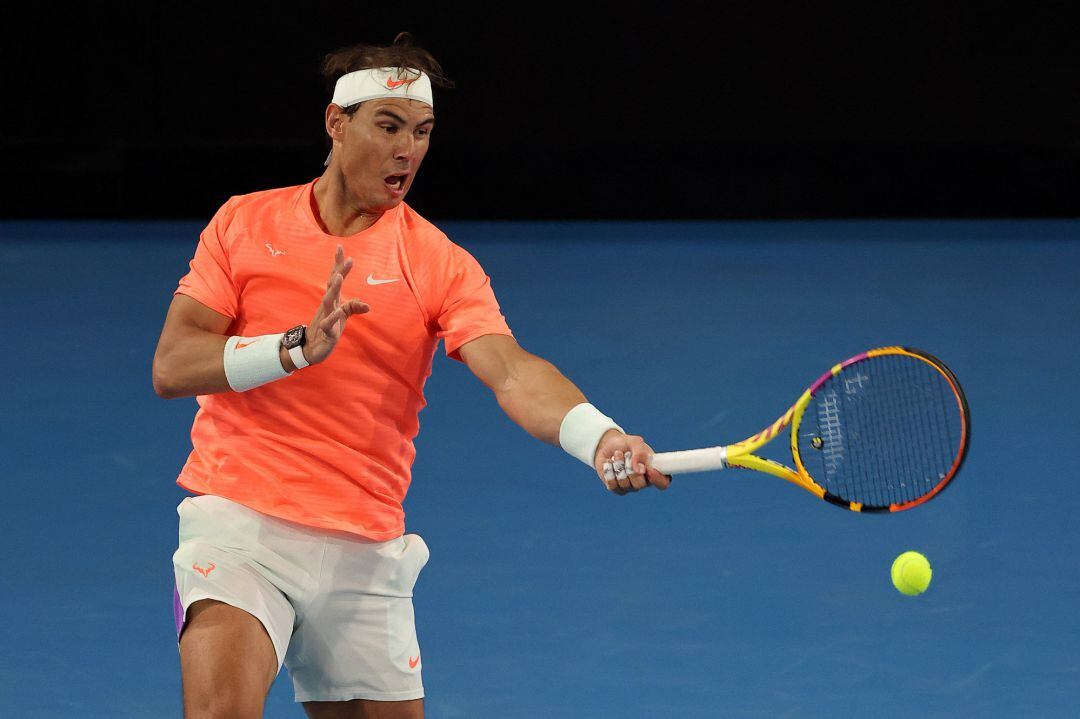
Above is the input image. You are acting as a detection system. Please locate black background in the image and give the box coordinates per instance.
[4,2,1078,220]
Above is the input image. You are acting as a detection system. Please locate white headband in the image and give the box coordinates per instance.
[331,67,434,108]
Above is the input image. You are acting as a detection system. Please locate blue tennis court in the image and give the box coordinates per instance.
[3,218,1078,717]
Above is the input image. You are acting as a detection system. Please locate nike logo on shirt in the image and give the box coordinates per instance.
[367,274,401,285]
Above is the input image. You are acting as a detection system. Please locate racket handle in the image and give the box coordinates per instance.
[650,447,727,475]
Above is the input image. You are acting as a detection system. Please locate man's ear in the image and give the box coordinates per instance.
[325,104,348,144]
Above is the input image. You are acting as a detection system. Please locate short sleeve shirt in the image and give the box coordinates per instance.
[173,180,513,540]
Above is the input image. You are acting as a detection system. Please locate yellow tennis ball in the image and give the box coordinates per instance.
[891,551,932,596]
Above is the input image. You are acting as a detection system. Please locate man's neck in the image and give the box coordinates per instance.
[312,169,384,236]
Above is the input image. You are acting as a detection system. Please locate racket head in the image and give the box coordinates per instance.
[790,347,970,512]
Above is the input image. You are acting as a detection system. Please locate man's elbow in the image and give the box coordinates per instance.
[152,374,175,400]
[152,359,179,399]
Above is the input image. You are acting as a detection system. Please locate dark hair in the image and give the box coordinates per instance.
[320,32,453,116]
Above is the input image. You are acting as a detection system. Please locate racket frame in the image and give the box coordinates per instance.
[650,346,970,513]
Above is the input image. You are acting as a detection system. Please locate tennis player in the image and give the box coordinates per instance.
[152,34,670,719]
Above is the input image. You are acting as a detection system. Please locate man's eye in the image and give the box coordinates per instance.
[382,125,398,134]
[417,129,430,138]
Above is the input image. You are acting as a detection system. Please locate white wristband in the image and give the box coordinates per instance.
[559,403,623,467]
[223,333,290,392]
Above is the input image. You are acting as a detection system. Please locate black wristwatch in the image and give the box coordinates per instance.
[282,325,309,369]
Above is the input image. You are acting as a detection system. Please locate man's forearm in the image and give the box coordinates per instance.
[152,328,298,399]
[491,354,590,444]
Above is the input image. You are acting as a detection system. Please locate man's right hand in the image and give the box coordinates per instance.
[303,245,370,365]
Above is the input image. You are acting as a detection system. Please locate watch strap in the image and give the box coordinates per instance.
[288,344,310,370]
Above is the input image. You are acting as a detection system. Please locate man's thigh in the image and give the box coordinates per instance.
[286,534,429,703]
[180,599,279,719]
[304,698,424,719]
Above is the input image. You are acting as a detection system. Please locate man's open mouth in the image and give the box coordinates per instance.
[384,173,408,193]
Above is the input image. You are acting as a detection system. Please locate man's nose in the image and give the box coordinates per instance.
[393,134,415,161]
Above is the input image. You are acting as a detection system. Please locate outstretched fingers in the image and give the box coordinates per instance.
[323,245,355,302]
[326,245,345,287]
[320,298,369,337]
[323,272,343,309]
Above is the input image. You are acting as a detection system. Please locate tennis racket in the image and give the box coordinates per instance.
[649,347,970,512]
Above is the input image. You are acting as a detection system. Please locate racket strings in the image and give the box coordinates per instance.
[798,353,963,508]
[880,354,957,505]
[887,355,954,505]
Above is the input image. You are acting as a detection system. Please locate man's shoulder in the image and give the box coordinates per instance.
[397,202,450,246]
[208,182,310,239]
[220,182,309,219]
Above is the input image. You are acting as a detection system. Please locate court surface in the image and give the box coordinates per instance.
[2,218,1078,717]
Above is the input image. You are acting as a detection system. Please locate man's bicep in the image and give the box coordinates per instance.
[459,334,529,392]
[152,294,235,398]
[158,294,233,347]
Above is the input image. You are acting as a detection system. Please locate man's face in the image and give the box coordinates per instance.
[329,98,434,213]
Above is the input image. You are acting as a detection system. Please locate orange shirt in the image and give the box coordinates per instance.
[173,179,512,540]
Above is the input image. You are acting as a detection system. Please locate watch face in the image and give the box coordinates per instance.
[283,325,306,348]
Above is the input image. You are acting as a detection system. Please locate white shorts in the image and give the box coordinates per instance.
[172,494,429,702]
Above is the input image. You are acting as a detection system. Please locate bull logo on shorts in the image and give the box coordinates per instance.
[193,561,217,577]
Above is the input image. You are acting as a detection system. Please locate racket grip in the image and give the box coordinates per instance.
[650,447,727,475]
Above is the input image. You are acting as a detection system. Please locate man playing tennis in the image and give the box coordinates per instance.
[152,34,670,718]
